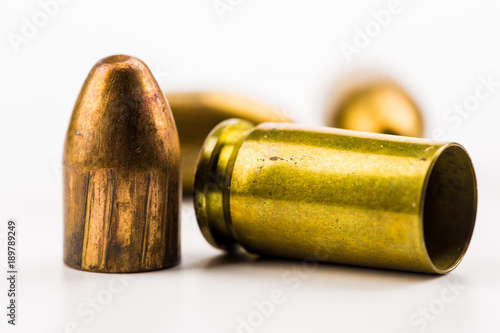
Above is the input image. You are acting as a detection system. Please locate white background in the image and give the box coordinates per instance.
[1,1,500,332]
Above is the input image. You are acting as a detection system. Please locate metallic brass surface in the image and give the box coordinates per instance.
[166,92,292,193]
[326,73,424,137]
[194,119,477,274]
[63,55,181,273]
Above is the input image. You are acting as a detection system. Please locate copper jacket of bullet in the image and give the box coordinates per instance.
[194,119,477,274]
[63,55,181,273]
[165,92,291,193]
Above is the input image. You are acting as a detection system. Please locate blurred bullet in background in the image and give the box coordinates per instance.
[166,91,292,194]
[326,71,424,137]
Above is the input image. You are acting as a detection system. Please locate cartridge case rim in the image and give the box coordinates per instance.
[193,118,254,250]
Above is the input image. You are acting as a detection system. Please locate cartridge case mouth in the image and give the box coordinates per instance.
[193,119,254,250]
[421,144,477,273]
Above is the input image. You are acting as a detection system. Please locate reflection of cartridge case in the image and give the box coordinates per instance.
[326,73,424,137]
[166,92,292,193]
[63,55,181,273]
[194,119,477,274]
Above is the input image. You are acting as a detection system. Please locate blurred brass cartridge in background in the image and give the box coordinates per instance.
[194,119,477,274]
[166,92,292,193]
[63,55,181,273]
[326,72,424,137]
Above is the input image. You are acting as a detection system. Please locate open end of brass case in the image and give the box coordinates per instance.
[421,145,477,273]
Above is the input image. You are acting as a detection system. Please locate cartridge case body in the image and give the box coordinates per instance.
[166,92,291,193]
[194,119,477,274]
[63,55,181,273]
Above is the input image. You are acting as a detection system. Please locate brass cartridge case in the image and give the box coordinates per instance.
[63,55,181,272]
[166,92,292,193]
[194,119,477,274]
[326,73,424,137]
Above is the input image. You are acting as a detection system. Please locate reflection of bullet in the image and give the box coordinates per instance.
[326,73,424,137]
[63,55,181,273]
[194,119,477,274]
[166,92,292,194]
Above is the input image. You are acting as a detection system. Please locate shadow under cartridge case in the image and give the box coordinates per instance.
[194,119,477,274]
[165,92,292,193]
[63,55,181,273]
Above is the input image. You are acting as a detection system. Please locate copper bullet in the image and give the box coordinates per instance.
[326,72,424,137]
[63,55,181,272]
[165,91,292,193]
